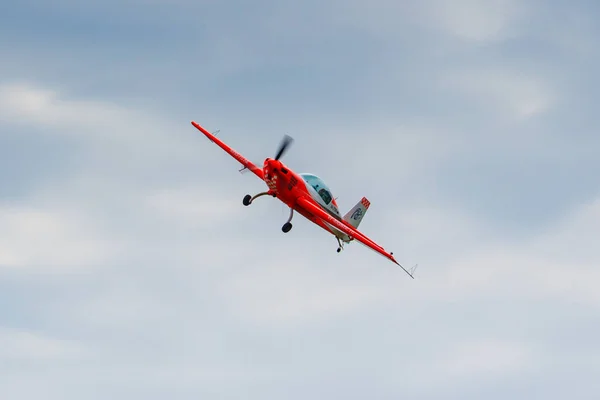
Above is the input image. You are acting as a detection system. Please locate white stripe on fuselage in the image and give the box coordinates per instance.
[323,220,352,243]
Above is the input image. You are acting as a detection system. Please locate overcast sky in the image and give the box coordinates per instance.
[1,0,599,399]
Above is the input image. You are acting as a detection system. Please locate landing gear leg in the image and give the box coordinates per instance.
[243,191,271,206]
[282,207,293,233]
[336,237,344,253]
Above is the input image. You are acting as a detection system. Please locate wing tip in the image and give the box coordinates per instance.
[391,256,415,279]
[190,121,212,138]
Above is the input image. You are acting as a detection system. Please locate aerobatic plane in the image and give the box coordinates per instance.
[191,121,416,278]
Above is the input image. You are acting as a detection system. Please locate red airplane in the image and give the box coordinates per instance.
[192,121,415,278]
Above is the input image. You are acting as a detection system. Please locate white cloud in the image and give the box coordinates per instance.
[66,280,174,330]
[533,197,600,262]
[422,0,526,43]
[378,337,537,395]
[439,338,534,379]
[301,118,463,190]
[0,205,117,270]
[219,259,388,326]
[0,327,87,361]
[336,0,526,45]
[393,192,600,309]
[441,68,556,118]
[0,82,203,164]
[0,82,122,131]
[145,186,245,226]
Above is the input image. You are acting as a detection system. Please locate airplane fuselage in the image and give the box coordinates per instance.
[262,158,352,242]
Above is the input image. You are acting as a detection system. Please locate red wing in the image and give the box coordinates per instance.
[191,121,264,180]
[296,197,413,278]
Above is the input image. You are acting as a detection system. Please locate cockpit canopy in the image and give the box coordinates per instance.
[300,173,333,205]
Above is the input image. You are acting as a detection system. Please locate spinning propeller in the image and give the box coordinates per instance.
[274,134,294,160]
[239,134,294,174]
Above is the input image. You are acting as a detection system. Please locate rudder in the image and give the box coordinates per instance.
[343,197,370,228]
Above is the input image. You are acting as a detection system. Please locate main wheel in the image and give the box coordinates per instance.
[243,194,252,206]
[282,222,292,233]
[337,247,341,253]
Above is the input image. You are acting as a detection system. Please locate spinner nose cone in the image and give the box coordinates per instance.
[264,158,280,169]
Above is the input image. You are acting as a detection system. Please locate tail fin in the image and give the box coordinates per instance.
[343,197,371,229]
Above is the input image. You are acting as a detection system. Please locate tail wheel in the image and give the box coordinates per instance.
[243,194,252,206]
